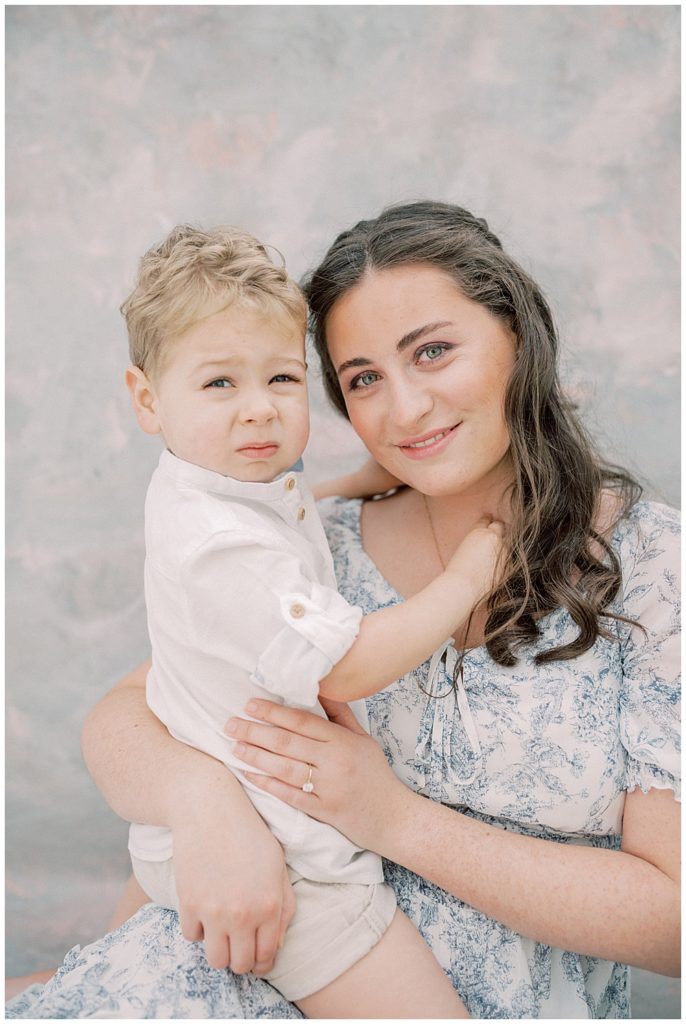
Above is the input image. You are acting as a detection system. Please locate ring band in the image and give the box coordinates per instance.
[302,764,315,794]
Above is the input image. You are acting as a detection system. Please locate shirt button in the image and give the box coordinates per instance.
[297,507,306,520]
[285,477,296,491]
[290,603,306,619]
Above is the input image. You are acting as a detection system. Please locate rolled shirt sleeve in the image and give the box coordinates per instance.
[180,529,363,709]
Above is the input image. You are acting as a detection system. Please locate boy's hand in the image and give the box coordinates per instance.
[171,789,295,975]
[313,457,401,501]
[445,519,505,603]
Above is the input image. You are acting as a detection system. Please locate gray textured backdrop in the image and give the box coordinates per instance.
[6,5,680,1013]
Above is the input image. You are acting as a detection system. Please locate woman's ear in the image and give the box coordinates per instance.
[125,365,161,435]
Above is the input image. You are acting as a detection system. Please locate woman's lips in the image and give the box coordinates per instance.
[238,443,279,459]
[396,424,460,460]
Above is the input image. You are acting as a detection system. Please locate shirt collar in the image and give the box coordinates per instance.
[157,449,303,504]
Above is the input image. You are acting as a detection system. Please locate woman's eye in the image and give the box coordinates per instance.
[205,378,233,388]
[349,370,381,390]
[418,343,449,363]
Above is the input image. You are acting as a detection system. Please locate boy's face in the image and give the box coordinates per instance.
[132,305,310,482]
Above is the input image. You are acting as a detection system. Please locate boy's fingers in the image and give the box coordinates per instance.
[227,931,257,975]
[203,931,231,970]
[319,697,366,734]
[178,909,204,943]
[254,920,281,975]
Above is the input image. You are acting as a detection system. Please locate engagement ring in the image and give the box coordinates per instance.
[302,764,315,793]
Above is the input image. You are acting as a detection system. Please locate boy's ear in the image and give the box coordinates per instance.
[125,365,161,435]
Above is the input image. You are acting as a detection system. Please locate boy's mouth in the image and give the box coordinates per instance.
[237,443,279,459]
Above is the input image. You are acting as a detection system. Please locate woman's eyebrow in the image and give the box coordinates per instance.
[396,321,453,351]
[336,321,454,375]
[336,356,372,374]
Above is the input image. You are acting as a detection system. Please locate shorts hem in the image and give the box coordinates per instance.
[266,882,397,1002]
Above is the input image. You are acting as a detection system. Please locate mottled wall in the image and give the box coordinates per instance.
[6,3,679,988]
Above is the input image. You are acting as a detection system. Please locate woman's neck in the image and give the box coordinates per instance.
[419,475,514,543]
[359,473,512,598]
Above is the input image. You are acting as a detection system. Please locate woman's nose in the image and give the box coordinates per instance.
[388,374,434,430]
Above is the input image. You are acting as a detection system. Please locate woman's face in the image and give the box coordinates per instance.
[325,263,517,499]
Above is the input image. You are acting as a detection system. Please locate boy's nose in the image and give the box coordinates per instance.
[239,390,277,425]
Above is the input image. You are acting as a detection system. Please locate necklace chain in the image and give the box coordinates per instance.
[422,493,447,570]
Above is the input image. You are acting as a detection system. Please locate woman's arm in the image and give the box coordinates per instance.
[311,456,400,501]
[81,663,295,973]
[229,699,680,977]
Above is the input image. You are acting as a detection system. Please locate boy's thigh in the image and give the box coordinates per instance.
[265,870,397,1001]
[130,856,179,911]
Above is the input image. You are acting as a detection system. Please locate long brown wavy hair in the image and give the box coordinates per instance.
[303,200,642,666]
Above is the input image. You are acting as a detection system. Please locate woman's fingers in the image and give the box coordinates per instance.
[238,699,335,740]
[244,772,320,816]
[234,741,312,788]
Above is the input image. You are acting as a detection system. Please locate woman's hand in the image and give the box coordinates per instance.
[171,794,295,974]
[227,698,409,853]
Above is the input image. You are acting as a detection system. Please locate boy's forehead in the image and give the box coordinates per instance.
[168,307,306,365]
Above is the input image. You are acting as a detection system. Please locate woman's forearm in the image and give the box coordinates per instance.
[81,660,249,826]
[383,787,680,976]
[223,699,680,976]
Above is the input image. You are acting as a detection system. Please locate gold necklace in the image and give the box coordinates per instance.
[422,493,447,570]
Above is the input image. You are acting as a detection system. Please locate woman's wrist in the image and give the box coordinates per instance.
[353,771,420,858]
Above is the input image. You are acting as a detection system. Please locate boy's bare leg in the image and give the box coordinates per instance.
[108,873,151,930]
[296,909,468,1019]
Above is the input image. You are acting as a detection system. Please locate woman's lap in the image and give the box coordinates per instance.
[6,861,628,1019]
[6,904,304,1020]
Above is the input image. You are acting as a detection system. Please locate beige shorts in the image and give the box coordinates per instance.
[131,856,397,1002]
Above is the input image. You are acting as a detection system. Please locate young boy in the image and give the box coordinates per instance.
[123,224,501,1018]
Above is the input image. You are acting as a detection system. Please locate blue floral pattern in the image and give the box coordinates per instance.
[7,499,679,1018]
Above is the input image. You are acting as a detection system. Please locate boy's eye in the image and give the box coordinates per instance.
[270,373,299,384]
[205,378,233,389]
[349,370,381,390]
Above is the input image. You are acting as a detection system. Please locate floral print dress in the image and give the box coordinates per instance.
[8,499,680,1019]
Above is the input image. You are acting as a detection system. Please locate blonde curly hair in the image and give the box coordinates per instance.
[122,224,307,378]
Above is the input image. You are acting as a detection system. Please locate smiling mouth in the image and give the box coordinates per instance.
[398,425,459,450]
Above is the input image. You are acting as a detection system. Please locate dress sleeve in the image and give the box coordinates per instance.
[180,529,363,709]
[619,505,681,801]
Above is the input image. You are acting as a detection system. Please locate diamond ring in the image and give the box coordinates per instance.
[302,764,315,794]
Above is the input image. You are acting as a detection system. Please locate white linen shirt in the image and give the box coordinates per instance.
[128,450,381,885]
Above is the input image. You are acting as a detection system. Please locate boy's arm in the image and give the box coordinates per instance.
[81,662,295,973]
[319,520,503,702]
[312,457,401,501]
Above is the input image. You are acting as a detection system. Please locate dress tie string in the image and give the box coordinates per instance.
[417,638,483,790]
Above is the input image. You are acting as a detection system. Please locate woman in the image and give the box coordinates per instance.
[8,201,679,1019]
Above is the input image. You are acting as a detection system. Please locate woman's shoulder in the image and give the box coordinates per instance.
[317,495,364,555]
[611,497,680,556]
[609,499,680,613]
